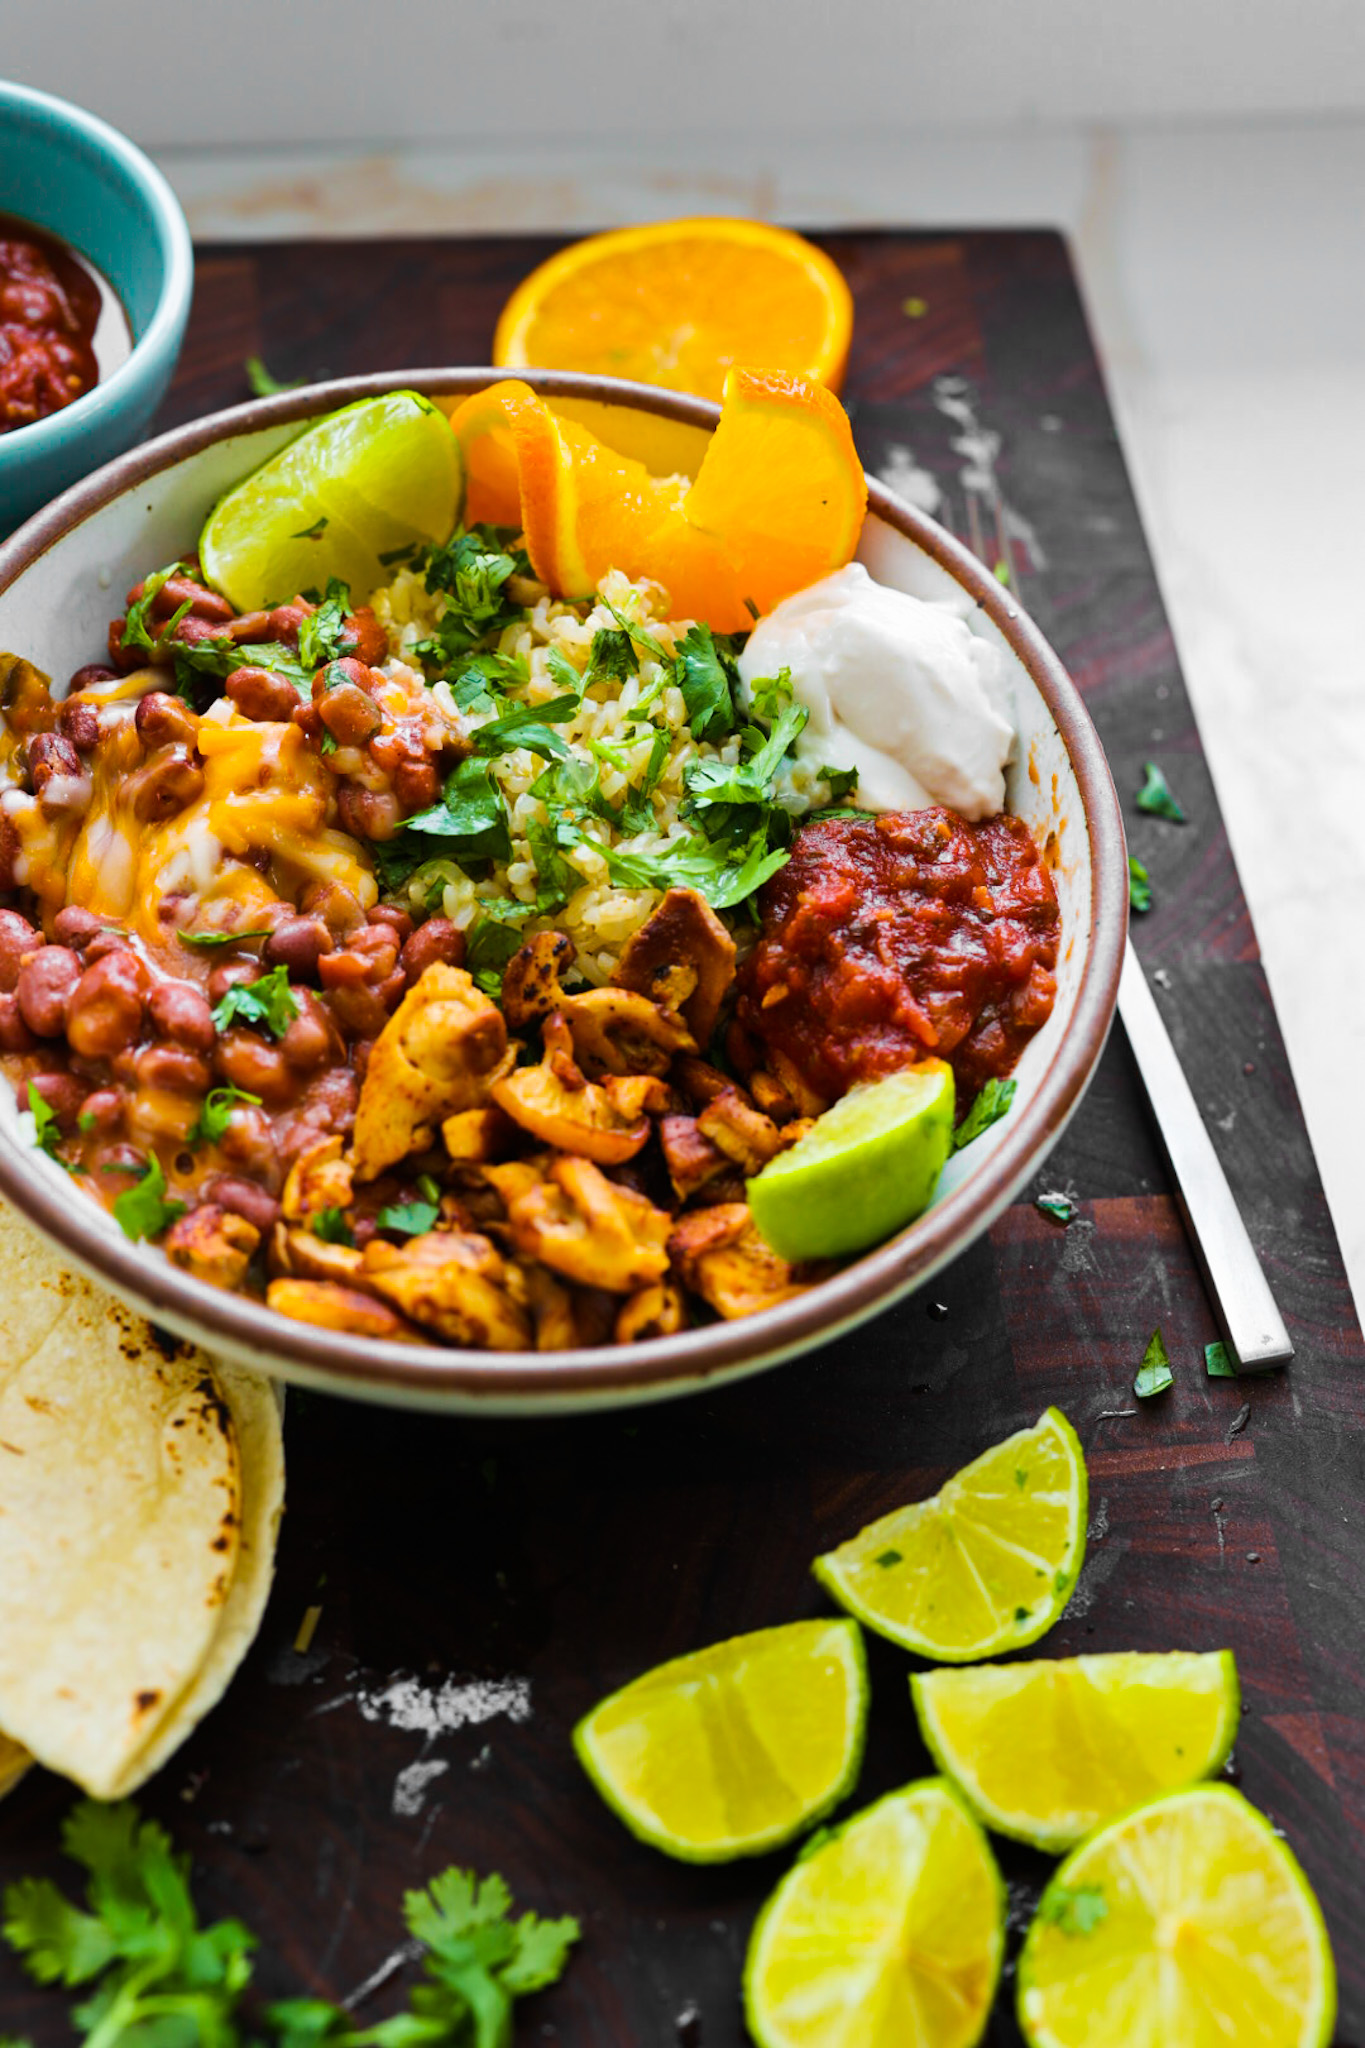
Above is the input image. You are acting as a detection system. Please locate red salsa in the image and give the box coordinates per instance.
[0,216,129,433]
[738,808,1060,1106]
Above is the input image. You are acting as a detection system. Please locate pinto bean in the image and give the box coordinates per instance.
[317,682,382,746]
[0,908,42,990]
[339,606,388,665]
[264,915,333,979]
[147,980,216,1052]
[217,1102,280,1183]
[310,654,374,702]
[107,618,143,672]
[278,989,338,1073]
[85,929,139,966]
[208,960,260,1005]
[300,880,365,938]
[152,574,234,624]
[267,600,312,646]
[205,1174,281,1235]
[65,952,145,1058]
[130,748,204,822]
[167,615,226,654]
[226,609,271,643]
[77,1086,125,1133]
[58,698,102,750]
[28,732,89,816]
[214,1028,294,1104]
[52,905,105,950]
[367,903,414,943]
[92,1142,146,1182]
[0,810,20,891]
[17,946,81,1036]
[0,991,37,1052]
[347,923,400,971]
[393,757,440,812]
[135,1042,212,1094]
[336,784,399,841]
[134,690,198,749]
[225,665,302,723]
[67,663,118,695]
[27,1070,85,1128]
[399,917,464,986]
[292,699,325,745]
[324,982,389,1040]
[301,1064,359,1133]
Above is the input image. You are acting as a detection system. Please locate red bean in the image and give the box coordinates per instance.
[58,698,102,750]
[160,575,233,623]
[393,757,440,812]
[339,606,388,665]
[400,917,464,986]
[264,915,333,979]
[0,991,37,1052]
[134,690,198,748]
[226,610,271,643]
[91,1142,145,1181]
[336,783,400,841]
[225,665,302,723]
[17,946,81,1036]
[217,1102,279,1182]
[368,903,414,943]
[130,748,204,822]
[147,980,215,1052]
[67,663,118,695]
[78,1086,125,1133]
[28,732,89,815]
[27,1070,85,1128]
[302,1064,359,1132]
[66,952,146,1058]
[135,1043,212,1094]
[292,700,325,744]
[278,990,337,1073]
[204,1174,280,1235]
[348,923,400,971]
[0,908,42,991]
[207,960,260,1005]
[300,880,365,938]
[318,682,382,746]
[213,1028,294,1104]
[52,905,105,949]
[310,654,374,702]
[325,982,389,1040]
[267,600,312,645]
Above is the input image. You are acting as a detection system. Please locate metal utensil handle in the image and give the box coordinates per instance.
[1118,941,1293,1371]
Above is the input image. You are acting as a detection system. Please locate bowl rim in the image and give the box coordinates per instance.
[0,366,1128,1401]
[0,80,194,461]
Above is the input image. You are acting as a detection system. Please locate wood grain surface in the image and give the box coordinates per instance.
[2,230,1361,2047]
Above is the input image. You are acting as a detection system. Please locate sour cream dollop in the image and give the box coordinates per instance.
[738,562,1013,820]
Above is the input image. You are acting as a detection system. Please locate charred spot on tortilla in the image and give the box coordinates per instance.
[134,1688,162,1714]
[0,1439,24,1455]
[150,1321,194,1361]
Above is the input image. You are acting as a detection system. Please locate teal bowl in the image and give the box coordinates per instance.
[0,81,193,533]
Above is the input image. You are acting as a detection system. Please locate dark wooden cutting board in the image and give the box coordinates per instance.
[2,230,1362,2047]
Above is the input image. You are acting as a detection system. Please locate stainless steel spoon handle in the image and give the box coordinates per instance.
[1118,940,1293,1372]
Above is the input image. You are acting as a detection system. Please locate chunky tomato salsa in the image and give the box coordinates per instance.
[0,218,123,433]
[737,809,1060,1105]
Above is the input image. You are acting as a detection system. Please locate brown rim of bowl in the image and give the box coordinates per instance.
[0,367,1127,1401]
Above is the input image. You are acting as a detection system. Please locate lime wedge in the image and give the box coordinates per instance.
[200,390,463,610]
[913,1648,1240,1852]
[573,1618,868,1862]
[745,1778,1005,2048]
[813,1407,1087,1662]
[1017,1785,1335,2048]
[746,1062,955,1262]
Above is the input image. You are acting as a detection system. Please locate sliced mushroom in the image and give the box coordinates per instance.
[668,1202,811,1321]
[611,887,736,1047]
[560,987,695,1079]
[441,1105,517,1164]
[499,1154,671,1293]
[492,1014,649,1165]
[164,1204,260,1290]
[351,963,510,1180]
[269,1220,371,1288]
[280,1134,353,1222]
[501,929,574,1029]
[615,1278,688,1343]
[696,1085,785,1176]
[522,1264,580,1352]
[267,1277,425,1341]
[672,1055,734,1109]
[658,1113,730,1203]
[360,1229,532,1350]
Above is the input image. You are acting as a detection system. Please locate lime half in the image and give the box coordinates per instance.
[814,1407,1087,1662]
[745,1777,1005,2048]
[574,1618,867,1863]
[201,390,463,610]
[913,1648,1240,1853]
[1017,1785,1335,2048]
[746,1061,954,1262]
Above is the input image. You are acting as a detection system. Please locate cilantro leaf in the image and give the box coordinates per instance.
[1128,855,1153,913]
[466,910,530,996]
[587,628,637,682]
[26,1081,71,1170]
[469,692,579,763]
[211,965,300,1039]
[1206,1339,1238,1378]
[818,764,859,805]
[525,817,582,914]
[600,598,667,665]
[111,1157,185,1242]
[189,1086,262,1148]
[594,826,789,911]
[383,758,513,889]
[1134,1326,1175,1398]
[310,1207,354,1246]
[245,354,302,397]
[297,579,352,672]
[417,526,531,662]
[1135,761,1186,822]
[951,1077,1017,1152]
[1039,1882,1109,1936]
[673,624,739,741]
[1035,1191,1076,1225]
[178,926,272,951]
[376,1200,440,1238]
[118,561,191,658]
[682,700,808,843]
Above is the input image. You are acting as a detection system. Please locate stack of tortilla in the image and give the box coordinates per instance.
[0,1200,284,1799]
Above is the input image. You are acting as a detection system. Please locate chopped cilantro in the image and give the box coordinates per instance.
[378,540,420,568]
[525,817,583,914]
[817,764,859,804]
[189,1086,262,1148]
[309,1207,354,1246]
[591,825,789,912]
[178,926,272,951]
[319,730,339,756]
[26,1081,82,1172]
[873,1548,903,1568]
[1035,1191,1076,1225]
[77,1110,97,1134]
[1136,761,1186,822]
[290,515,329,541]
[683,700,808,845]
[296,579,352,672]
[587,627,638,682]
[952,1077,1017,1152]
[416,524,531,662]
[171,632,310,710]
[1134,1327,1175,1399]
[245,353,302,396]
[375,1199,440,1237]
[1039,1882,1109,1936]
[119,561,191,657]
[1206,1340,1238,1378]
[601,597,667,664]
[210,965,299,1039]
[466,910,530,996]
[1129,854,1153,913]
[470,691,579,762]
[544,645,586,698]
[385,758,513,881]
[112,1156,186,1242]
[673,623,740,741]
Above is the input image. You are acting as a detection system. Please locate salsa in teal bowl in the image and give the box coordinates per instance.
[0,82,192,533]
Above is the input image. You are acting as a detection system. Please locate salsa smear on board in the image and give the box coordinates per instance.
[0,217,129,433]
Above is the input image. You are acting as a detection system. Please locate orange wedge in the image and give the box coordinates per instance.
[493,218,853,402]
[450,367,866,631]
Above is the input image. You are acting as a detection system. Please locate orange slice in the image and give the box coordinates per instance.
[449,367,866,631]
[493,218,853,402]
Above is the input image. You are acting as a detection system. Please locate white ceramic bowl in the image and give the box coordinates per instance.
[0,371,1126,1412]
